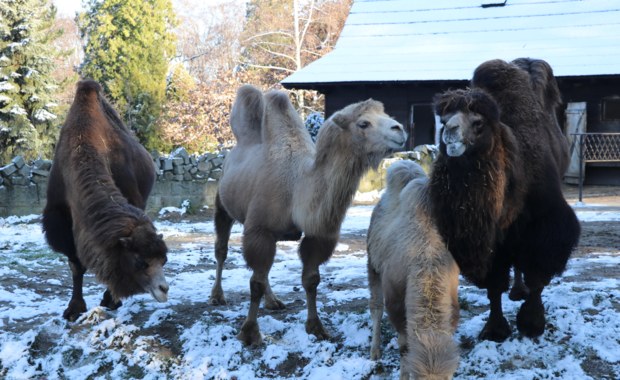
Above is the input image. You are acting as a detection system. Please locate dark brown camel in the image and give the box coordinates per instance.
[42,80,169,321]
[431,58,580,342]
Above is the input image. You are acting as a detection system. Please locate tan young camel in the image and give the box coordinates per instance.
[367,160,460,380]
[210,85,406,345]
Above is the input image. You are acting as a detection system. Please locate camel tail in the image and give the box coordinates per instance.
[230,84,265,144]
[406,331,459,380]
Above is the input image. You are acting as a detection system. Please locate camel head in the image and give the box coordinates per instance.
[433,88,501,158]
[111,222,169,303]
[320,99,406,167]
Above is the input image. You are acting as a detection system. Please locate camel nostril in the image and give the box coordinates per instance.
[391,124,402,131]
[159,284,169,294]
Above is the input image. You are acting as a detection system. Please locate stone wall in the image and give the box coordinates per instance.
[0,148,226,218]
[0,146,437,218]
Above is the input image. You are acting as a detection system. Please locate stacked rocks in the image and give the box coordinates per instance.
[154,147,227,182]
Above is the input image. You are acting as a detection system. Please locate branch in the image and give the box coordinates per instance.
[245,30,294,42]
[256,45,296,64]
[299,0,316,45]
[245,63,295,73]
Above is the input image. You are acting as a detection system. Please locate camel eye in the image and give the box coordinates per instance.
[472,119,483,132]
[135,258,148,271]
[357,120,370,129]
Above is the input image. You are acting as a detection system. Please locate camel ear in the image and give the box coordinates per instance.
[330,111,349,129]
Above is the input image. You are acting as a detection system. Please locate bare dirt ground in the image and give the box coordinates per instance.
[561,184,620,257]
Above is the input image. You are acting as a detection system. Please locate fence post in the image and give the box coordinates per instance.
[577,134,584,203]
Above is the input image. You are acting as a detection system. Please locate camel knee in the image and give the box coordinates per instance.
[302,270,321,293]
[249,277,266,303]
[242,228,276,271]
[214,244,228,263]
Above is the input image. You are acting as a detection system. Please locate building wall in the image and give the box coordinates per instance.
[558,76,620,185]
[320,81,467,150]
[315,76,620,185]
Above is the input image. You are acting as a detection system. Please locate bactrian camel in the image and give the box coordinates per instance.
[211,85,406,345]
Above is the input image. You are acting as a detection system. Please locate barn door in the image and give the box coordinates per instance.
[564,102,587,184]
[408,103,435,150]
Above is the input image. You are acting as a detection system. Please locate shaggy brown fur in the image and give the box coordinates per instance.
[42,80,169,321]
[368,160,460,380]
[431,59,580,342]
[212,84,406,345]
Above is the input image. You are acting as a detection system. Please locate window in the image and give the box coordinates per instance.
[602,97,620,121]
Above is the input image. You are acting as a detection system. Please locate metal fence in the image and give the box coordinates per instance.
[570,133,620,202]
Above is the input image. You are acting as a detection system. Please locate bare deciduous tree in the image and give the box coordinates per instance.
[241,0,352,117]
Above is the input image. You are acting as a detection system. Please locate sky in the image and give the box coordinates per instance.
[52,0,242,16]
[0,202,619,379]
[52,0,82,16]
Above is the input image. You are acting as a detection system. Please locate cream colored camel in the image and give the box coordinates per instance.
[367,160,460,379]
[211,85,406,345]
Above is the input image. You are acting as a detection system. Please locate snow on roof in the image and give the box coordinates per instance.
[282,0,620,86]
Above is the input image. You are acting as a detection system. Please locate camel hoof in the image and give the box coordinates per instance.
[237,320,262,346]
[63,299,87,321]
[209,286,227,306]
[509,285,530,301]
[306,317,330,340]
[264,296,285,310]
[100,290,122,310]
[479,316,511,342]
[516,299,546,337]
[209,294,227,306]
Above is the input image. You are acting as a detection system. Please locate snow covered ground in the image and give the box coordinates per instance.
[0,204,619,379]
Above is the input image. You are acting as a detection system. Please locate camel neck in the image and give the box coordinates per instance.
[294,145,366,237]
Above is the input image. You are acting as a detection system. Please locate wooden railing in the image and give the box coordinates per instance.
[570,133,620,202]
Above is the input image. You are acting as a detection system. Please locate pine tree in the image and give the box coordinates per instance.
[0,0,65,163]
[78,0,177,150]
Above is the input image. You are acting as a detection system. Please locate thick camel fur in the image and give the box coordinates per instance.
[368,160,460,379]
[42,80,169,321]
[430,58,580,342]
[212,84,406,345]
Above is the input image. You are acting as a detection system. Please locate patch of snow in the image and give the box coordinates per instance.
[0,205,618,378]
[33,108,57,121]
[0,82,16,91]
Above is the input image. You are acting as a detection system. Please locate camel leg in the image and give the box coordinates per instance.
[210,193,234,306]
[63,259,87,321]
[299,235,337,340]
[263,280,285,310]
[368,263,384,360]
[397,331,409,380]
[509,268,530,301]
[237,227,277,346]
[479,288,511,342]
[100,289,122,310]
[516,274,546,338]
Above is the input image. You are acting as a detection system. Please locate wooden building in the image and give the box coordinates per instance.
[282,0,620,185]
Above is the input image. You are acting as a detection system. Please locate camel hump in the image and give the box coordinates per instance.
[230,85,265,145]
[386,160,426,195]
[76,79,103,95]
[264,90,294,116]
[511,57,562,112]
[261,89,309,147]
